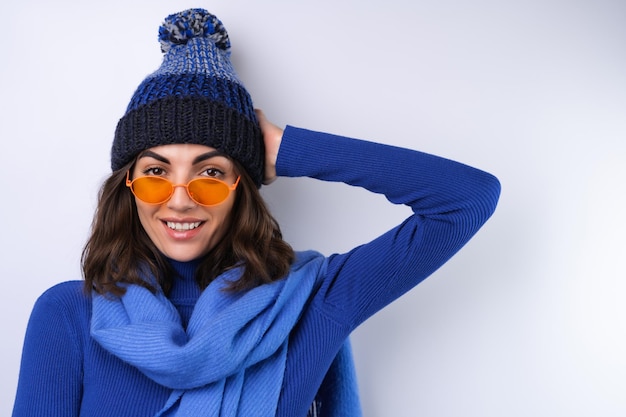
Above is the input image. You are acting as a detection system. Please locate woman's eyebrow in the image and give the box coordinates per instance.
[136,150,225,165]
[137,150,170,164]
[193,150,226,165]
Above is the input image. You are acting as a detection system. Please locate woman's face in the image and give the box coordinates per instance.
[131,143,238,262]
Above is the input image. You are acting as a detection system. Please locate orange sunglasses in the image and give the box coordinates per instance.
[126,171,240,206]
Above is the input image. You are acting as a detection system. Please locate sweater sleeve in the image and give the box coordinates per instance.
[276,126,501,328]
[12,282,85,417]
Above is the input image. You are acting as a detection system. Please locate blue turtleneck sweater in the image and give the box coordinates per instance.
[12,126,500,417]
[167,258,202,328]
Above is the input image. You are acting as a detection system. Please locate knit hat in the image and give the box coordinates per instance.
[111,8,264,186]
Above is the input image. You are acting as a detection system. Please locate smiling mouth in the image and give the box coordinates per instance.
[166,221,202,231]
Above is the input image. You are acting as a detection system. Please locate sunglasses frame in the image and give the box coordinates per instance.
[125,171,241,207]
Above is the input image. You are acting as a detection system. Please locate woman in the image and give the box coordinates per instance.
[12,8,500,417]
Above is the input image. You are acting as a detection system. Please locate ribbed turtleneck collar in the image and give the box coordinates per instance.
[166,257,202,327]
[168,257,201,282]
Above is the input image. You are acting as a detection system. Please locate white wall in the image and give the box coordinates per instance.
[1,0,625,416]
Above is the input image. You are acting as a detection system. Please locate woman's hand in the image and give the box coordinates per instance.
[256,109,283,185]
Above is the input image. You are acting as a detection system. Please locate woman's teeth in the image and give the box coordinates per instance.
[166,221,201,231]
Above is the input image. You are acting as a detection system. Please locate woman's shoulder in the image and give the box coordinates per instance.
[290,250,328,278]
[33,280,91,315]
[293,250,325,265]
[23,281,92,352]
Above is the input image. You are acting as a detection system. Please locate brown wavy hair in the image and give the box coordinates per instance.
[81,159,294,296]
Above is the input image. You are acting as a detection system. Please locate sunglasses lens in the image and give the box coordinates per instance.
[188,179,230,206]
[131,177,172,204]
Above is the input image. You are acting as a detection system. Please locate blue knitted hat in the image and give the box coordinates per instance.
[111,9,264,186]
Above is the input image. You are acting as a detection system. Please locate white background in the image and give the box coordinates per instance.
[1,0,625,416]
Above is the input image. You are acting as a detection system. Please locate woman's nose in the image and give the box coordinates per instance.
[167,184,196,211]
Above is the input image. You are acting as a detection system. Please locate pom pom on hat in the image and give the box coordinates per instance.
[111,8,264,186]
[158,8,230,53]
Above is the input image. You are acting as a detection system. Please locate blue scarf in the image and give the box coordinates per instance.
[91,251,330,416]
